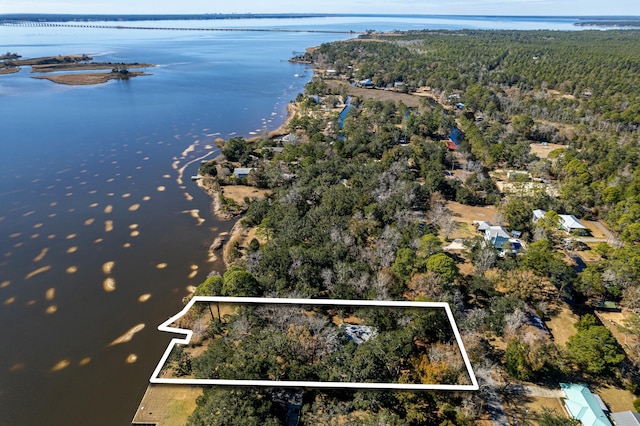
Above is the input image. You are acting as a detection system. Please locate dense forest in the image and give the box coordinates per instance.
[177,30,639,425]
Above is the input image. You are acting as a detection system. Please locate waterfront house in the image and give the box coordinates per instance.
[280,133,299,145]
[232,168,255,179]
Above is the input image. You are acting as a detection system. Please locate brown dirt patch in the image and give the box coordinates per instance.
[530,143,566,159]
[544,304,578,347]
[132,384,201,425]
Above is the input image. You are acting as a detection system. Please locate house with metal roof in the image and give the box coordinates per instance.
[559,214,588,232]
[232,168,255,179]
[340,324,377,345]
[560,383,611,426]
[532,209,588,233]
[611,411,640,426]
[473,220,492,232]
[484,225,511,248]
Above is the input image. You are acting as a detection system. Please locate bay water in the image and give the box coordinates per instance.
[0,15,587,425]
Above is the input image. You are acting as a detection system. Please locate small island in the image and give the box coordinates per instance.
[0,52,155,85]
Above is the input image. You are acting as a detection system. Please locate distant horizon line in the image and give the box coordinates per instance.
[2,13,640,20]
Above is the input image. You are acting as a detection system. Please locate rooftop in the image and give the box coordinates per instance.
[560,383,611,426]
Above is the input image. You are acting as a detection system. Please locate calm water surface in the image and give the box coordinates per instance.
[0,15,588,425]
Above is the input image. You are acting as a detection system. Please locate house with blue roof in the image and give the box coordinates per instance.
[449,127,464,146]
[484,225,511,248]
[560,383,611,426]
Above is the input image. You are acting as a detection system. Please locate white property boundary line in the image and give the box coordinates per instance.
[151,297,479,391]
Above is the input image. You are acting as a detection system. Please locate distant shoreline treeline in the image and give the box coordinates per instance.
[1,13,639,24]
[575,20,640,27]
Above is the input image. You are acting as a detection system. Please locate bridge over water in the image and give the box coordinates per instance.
[1,20,362,35]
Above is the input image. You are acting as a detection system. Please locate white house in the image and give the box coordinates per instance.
[473,220,492,232]
[559,214,587,232]
[532,209,587,233]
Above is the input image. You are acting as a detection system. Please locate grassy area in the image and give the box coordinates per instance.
[219,185,270,206]
[446,201,498,240]
[324,79,422,107]
[596,385,637,412]
[529,142,567,159]
[544,303,579,348]
[132,384,202,425]
[503,394,567,426]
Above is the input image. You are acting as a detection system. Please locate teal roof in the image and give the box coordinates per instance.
[560,383,611,426]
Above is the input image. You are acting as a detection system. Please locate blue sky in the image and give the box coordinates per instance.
[2,0,640,16]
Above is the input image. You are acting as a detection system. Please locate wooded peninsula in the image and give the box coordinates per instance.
[0,52,154,85]
[146,29,640,425]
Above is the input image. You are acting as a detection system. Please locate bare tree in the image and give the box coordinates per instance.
[503,308,526,338]
[460,309,488,333]
[372,270,392,300]
[474,245,497,271]
[375,225,401,268]
[349,273,370,297]
[427,193,458,240]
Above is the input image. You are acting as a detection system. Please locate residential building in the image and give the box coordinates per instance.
[532,209,588,233]
[484,225,511,248]
[232,168,255,179]
[611,411,640,426]
[560,383,611,426]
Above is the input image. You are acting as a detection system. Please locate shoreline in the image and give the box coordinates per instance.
[131,89,301,425]
[196,100,299,267]
[0,67,20,75]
